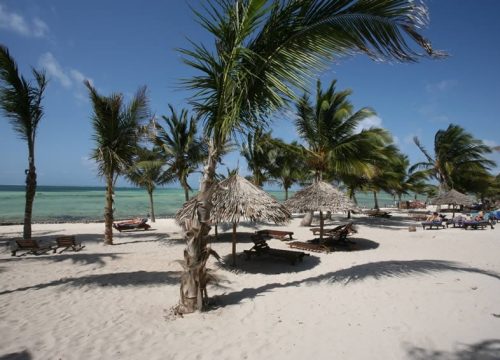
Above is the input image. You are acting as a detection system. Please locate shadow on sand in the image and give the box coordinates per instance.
[0,270,182,295]
[405,339,500,360]
[214,259,500,308]
[0,350,32,360]
[0,252,123,266]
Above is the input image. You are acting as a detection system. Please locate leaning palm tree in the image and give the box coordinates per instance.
[412,124,495,193]
[0,45,47,240]
[86,81,149,245]
[152,105,206,201]
[126,147,174,222]
[176,0,444,314]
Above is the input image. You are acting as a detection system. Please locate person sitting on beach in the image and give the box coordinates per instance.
[426,212,440,222]
[475,211,484,221]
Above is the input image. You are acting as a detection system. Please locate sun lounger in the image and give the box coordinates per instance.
[113,218,150,232]
[53,235,85,254]
[462,220,494,230]
[309,224,344,236]
[11,239,54,257]
[244,236,308,265]
[421,221,447,230]
[365,210,392,218]
[288,241,331,253]
[255,229,294,240]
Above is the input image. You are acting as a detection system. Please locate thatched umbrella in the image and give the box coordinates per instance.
[284,181,354,241]
[175,174,291,266]
[431,189,474,217]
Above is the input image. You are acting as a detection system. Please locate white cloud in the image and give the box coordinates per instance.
[39,52,72,88]
[38,53,93,100]
[0,4,49,38]
[425,79,457,94]
[355,115,383,133]
[483,139,498,148]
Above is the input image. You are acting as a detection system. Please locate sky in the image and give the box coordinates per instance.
[1,0,499,190]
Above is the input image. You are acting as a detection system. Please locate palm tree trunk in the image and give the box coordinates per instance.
[104,175,114,245]
[300,211,314,226]
[182,181,190,201]
[373,191,379,210]
[177,141,218,314]
[284,187,289,201]
[148,190,155,222]
[23,143,36,240]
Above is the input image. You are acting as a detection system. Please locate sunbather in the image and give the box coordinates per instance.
[426,212,440,222]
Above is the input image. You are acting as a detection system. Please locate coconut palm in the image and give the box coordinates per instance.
[126,147,174,222]
[392,153,428,207]
[0,45,47,240]
[412,124,495,193]
[240,128,274,186]
[85,81,149,245]
[177,0,443,314]
[267,140,305,200]
[295,79,392,182]
[152,105,206,201]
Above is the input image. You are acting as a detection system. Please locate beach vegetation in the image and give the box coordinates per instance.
[412,124,495,193]
[151,105,207,201]
[0,45,47,239]
[126,147,174,222]
[85,81,150,245]
[176,0,444,314]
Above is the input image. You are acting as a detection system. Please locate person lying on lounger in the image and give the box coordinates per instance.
[426,212,440,222]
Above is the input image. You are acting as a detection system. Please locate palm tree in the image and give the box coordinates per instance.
[0,45,47,240]
[295,79,392,182]
[177,0,443,314]
[126,147,173,222]
[412,124,495,193]
[86,81,149,245]
[392,153,428,207]
[267,140,305,200]
[240,128,274,186]
[152,105,206,201]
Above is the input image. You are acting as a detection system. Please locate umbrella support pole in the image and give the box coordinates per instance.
[232,223,236,267]
[319,211,324,242]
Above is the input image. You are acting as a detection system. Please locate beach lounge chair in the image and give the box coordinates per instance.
[288,241,331,253]
[11,239,54,257]
[53,235,85,254]
[421,221,447,230]
[113,218,150,232]
[244,236,308,265]
[255,229,294,241]
[365,209,392,218]
[462,220,494,230]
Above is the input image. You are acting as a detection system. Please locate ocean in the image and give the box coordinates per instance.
[0,185,414,224]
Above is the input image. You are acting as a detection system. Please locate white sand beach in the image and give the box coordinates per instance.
[1,213,499,359]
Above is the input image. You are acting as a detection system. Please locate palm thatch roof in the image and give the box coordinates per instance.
[431,189,474,206]
[175,174,291,225]
[284,181,354,213]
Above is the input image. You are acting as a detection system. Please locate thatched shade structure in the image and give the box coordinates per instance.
[431,189,474,217]
[284,181,354,241]
[175,174,291,265]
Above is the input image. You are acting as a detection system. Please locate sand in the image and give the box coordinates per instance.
[1,212,499,359]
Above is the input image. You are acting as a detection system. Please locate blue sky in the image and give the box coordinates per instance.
[1,0,499,189]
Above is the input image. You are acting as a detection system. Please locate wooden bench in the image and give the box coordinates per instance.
[255,229,294,241]
[11,239,54,257]
[53,235,85,254]
[244,236,308,265]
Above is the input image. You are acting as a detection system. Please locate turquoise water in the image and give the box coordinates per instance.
[0,185,414,223]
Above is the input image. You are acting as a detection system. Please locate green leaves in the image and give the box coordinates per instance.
[0,44,47,143]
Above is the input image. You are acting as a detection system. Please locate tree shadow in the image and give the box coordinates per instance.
[331,237,379,252]
[216,252,321,275]
[405,339,500,360]
[0,350,32,360]
[0,253,122,266]
[214,260,500,308]
[0,270,182,295]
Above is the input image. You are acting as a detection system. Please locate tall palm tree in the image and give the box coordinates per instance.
[177,0,443,314]
[295,79,391,183]
[152,105,206,201]
[86,81,149,245]
[126,147,173,222]
[392,153,428,207]
[0,45,47,240]
[412,124,494,193]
